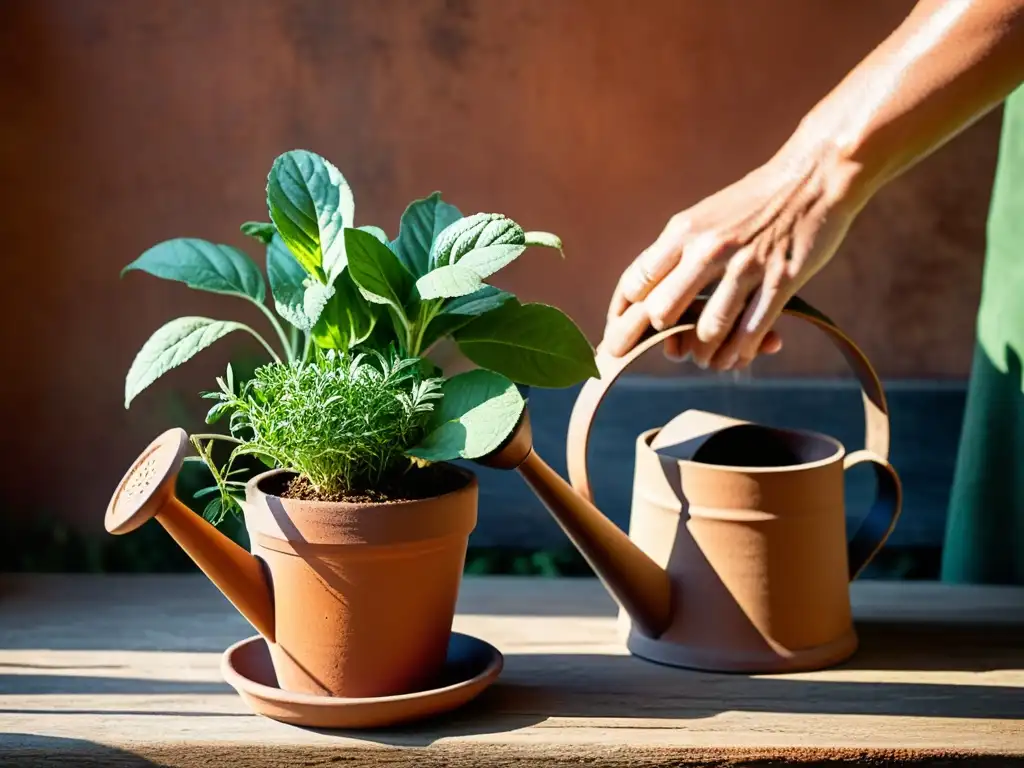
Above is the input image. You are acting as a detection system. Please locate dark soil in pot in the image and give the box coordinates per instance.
[262,462,470,504]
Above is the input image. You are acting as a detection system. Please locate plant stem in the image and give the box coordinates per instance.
[191,433,245,445]
[240,325,284,365]
[390,306,416,355]
[255,302,295,363]
[410,300,442,356]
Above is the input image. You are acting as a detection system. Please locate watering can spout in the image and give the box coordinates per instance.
[477,411,674,638]
[104,428,276,642]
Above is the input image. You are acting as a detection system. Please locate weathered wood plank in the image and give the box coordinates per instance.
[1,575,1022,766]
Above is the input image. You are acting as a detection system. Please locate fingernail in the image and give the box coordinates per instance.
[695,357,708,370]
[723,352,738,370]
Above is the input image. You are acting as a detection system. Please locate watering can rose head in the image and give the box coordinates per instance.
[120,148,599,518]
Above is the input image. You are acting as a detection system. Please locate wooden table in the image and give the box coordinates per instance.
[1,575,1022,766]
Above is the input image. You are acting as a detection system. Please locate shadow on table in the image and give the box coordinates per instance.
[0,673,230,695]
[0,735,164,767]
[846,618,1024,672]
[4,654,1022,752]
[313,644,1023,747]
[486,652,1024,719]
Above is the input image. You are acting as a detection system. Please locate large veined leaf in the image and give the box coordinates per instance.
[457,244,527,279]
[122,238,266,303]
[266,234,308,329]
[345,227,413,311]
[303,281,335,329]
[125,317,247,407]
[312,269,378,350]
[454,302,599,387]
[390,192,463,277]
[444,285,514,316]
[407,369,525,461]
[431,213,523,268]
[415,264,483,300]
[266,150,353,280]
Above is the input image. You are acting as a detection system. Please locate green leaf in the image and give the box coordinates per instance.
[266,149,353,280]
[240,221,276,245]
[454,302,599,387]
[419,286,515,351]
[364,309,407,350]
[125,317,247,407]
[524,231,564,255]
[205,401,232,424]
[408,370,525,461]
[431,213,526,268]
[302,281,335,329]
[458,244,527,279]
[415,264,483,300]
[416,357,444,379]
[420,314,472,352]
[122,238,266,303]
[357,225,388,244]
[311,269,378,350]
[345,227,414,310]
[443,285,514,316]
[266,234,308,329]
[203,497,237,525]
[391,192,463,277]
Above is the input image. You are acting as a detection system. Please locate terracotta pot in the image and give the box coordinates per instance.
[105,430,478,698]
[242,467,478,698]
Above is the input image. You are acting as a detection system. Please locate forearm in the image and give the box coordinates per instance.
[783,0,1024,209]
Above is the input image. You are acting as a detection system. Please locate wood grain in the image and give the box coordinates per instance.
[1,575,1022,766]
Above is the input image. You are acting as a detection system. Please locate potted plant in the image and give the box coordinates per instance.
[121,149,598,698]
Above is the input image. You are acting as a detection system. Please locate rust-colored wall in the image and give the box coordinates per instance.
[0,0,1001,531]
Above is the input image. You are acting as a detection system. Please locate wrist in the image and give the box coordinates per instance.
[774,116,884,217]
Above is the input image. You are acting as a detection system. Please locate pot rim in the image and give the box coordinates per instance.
[245,463,478,509]
[638,422,847,474]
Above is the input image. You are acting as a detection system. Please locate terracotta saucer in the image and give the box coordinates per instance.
[220,632,503,729]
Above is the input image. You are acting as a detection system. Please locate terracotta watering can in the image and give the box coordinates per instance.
[478,295,902,672]
[104,430,481,700]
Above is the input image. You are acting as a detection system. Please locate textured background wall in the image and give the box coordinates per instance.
[0,0,1002,534]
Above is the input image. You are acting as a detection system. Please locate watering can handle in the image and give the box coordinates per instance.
[566,294,902,580]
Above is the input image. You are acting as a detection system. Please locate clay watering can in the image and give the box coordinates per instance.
[478,296,902,672]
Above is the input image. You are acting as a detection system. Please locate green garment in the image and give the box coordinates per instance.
[942,86,1024,584]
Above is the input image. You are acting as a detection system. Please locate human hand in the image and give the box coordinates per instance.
[602,149,863,370]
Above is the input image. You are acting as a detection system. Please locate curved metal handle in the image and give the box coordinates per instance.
[567,294,892,502]
[844,450,903,580]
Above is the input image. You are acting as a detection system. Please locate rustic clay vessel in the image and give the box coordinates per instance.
[105,435,478,698]
[478,295,902,673]
[221,631,502,729]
